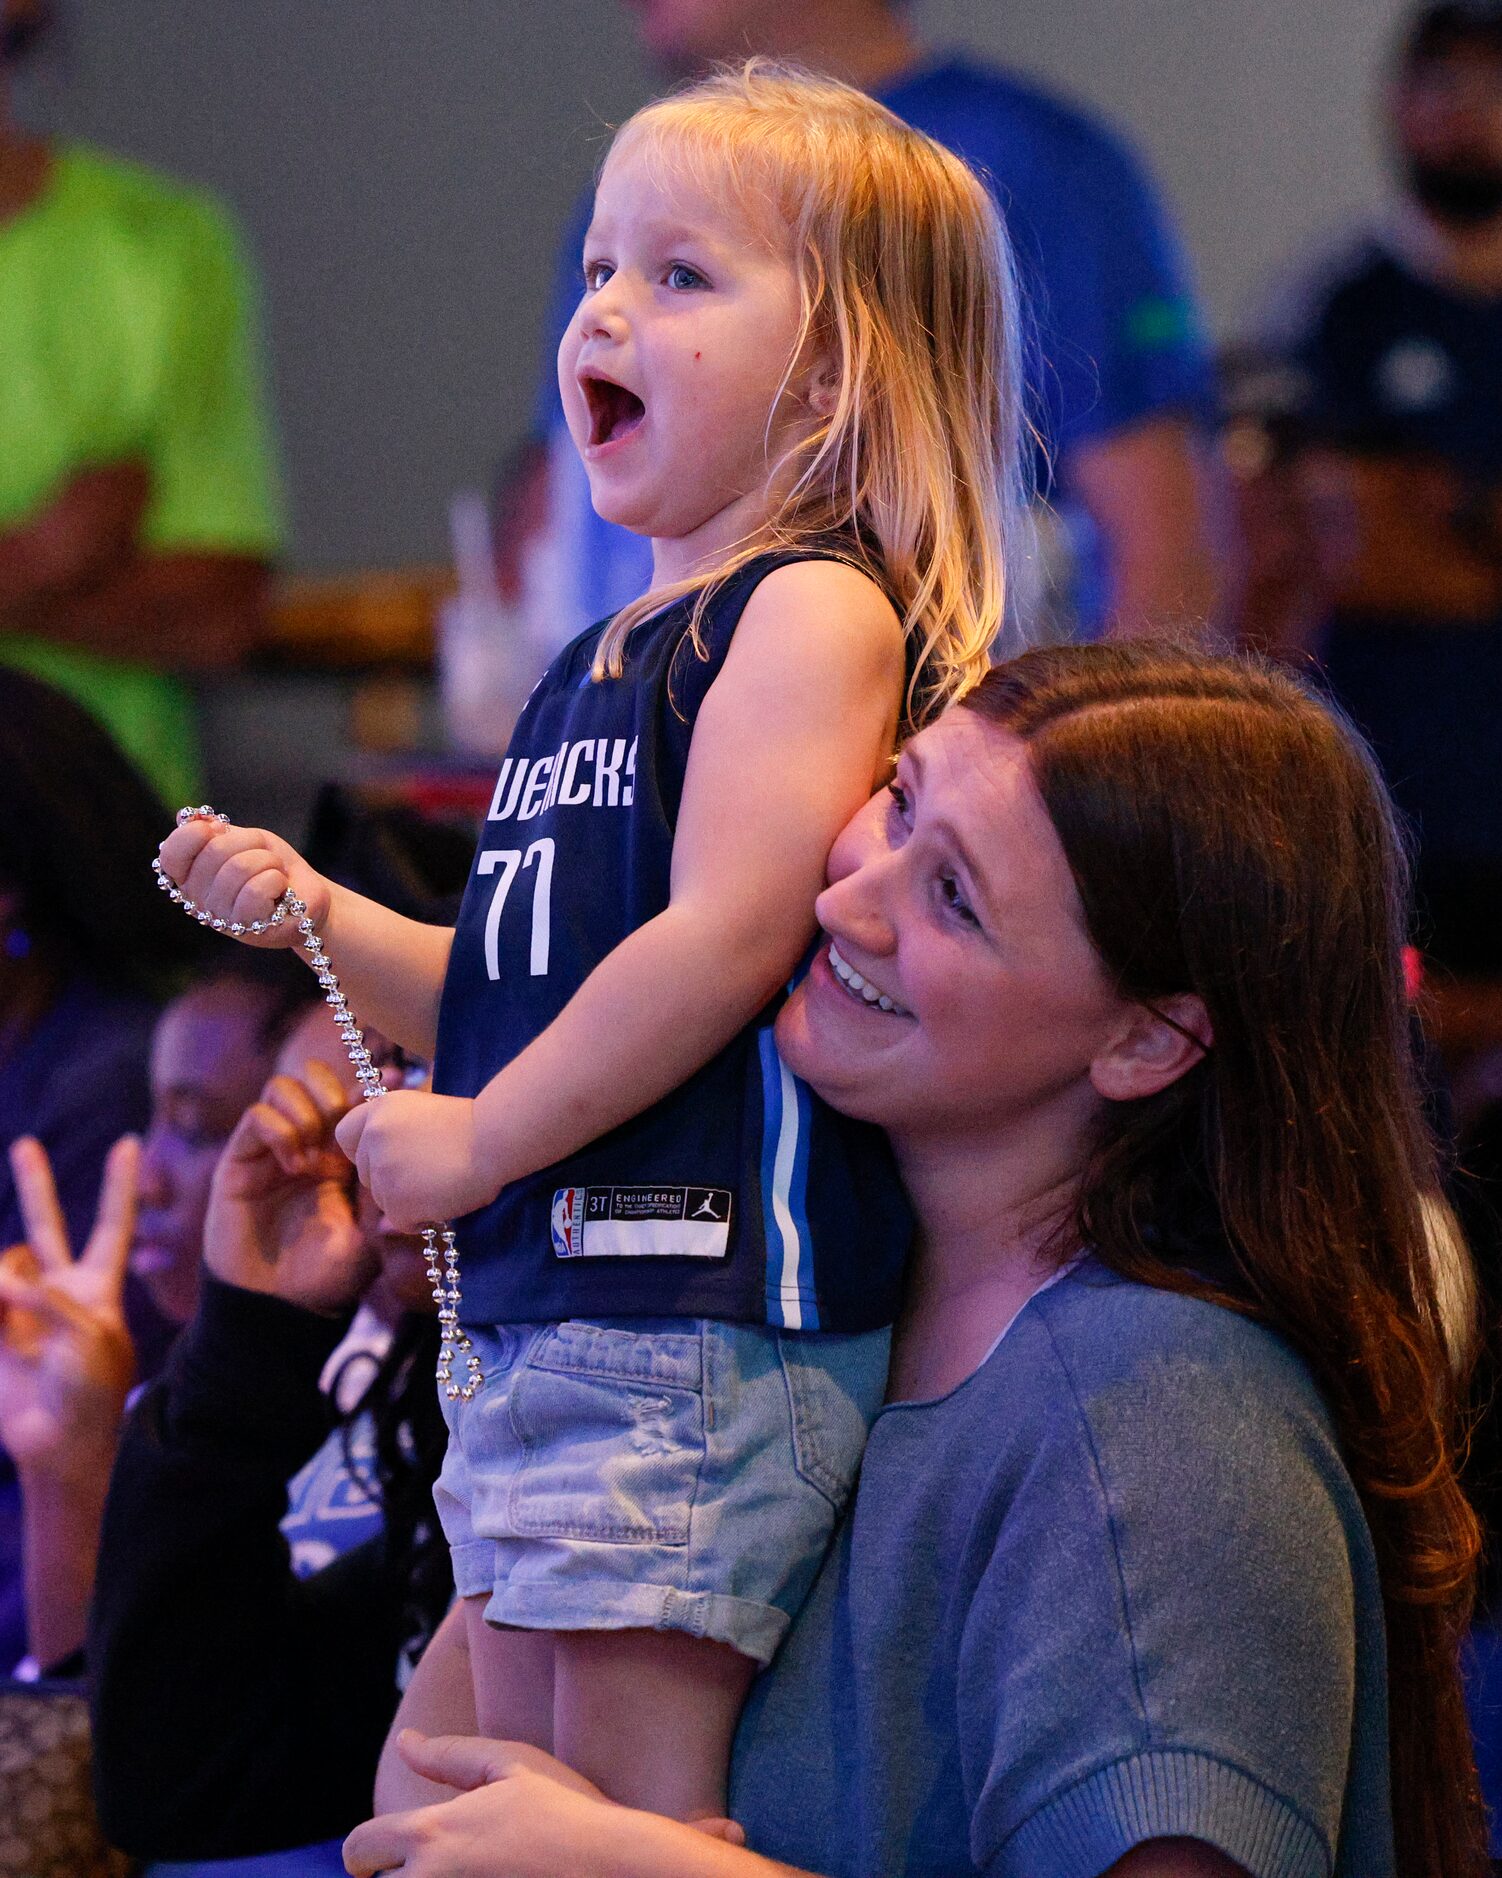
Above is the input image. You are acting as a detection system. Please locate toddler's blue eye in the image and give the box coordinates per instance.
[667,263,706,290]
[583,261,613,292]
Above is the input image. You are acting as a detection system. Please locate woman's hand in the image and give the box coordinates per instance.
[343,1731,756,1878]
[204,1060,376,1315]
[0,1135,138,1479]
[343,1734,621,1878]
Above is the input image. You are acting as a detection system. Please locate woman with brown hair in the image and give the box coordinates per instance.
[348,644,1479,1876]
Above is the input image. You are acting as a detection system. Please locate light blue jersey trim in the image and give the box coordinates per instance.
[758,1027,819,1329]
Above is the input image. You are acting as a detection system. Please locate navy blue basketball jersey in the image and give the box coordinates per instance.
[432,548,913,1331]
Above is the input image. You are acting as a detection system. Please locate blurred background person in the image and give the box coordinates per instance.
[0,668,209,1270]
[1259,0,1502,1085]
[0,771,473,1863]
[0,948,315,1682]
[90,1051,450,1876]
[496,0,1227,661]
[0,665,207,1670]
[127,955,323,1336]
[0,0,282,806]
[0,1045,449,1874]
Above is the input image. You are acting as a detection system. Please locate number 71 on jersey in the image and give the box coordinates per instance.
[478,838,555,978]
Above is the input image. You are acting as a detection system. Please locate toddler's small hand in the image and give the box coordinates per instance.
[336,1092,497,1232]
[157,817,331,948]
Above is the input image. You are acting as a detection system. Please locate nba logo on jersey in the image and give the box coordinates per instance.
[551,1187,586,1259]
[549,1183,733,1258]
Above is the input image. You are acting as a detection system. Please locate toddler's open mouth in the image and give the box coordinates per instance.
[581,372,647,448]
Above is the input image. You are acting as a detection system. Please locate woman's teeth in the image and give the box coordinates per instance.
[827,941,910,1016]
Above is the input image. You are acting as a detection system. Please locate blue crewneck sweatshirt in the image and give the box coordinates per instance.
[731,1261,1392,1876]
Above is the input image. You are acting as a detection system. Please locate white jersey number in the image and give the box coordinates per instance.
[477,838,554,979]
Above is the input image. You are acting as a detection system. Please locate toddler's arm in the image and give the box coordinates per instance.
[343,561,903,1225]
[155,818,453,1058]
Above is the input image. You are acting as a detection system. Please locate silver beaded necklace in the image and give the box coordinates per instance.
[154,806,482,1402]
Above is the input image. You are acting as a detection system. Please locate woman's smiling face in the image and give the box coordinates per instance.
[776,709,1130,1155]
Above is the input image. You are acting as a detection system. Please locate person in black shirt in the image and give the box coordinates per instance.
[85,1046,449,1867]
[1263,3,1502,1028]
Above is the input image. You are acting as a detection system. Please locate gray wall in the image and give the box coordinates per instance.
[925,0,1410,328]
[21,1,1414,574]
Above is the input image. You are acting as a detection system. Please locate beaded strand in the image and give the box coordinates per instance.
[153,806,482,1401]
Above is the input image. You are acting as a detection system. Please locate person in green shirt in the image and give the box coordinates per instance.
[0,0,283,805]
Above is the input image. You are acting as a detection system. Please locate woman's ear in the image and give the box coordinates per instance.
[1089,994,1212,1104]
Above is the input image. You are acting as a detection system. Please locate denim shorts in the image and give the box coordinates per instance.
[433,1317,890,1665]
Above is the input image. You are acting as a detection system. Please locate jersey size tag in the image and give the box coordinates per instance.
[550,1185,733,1259]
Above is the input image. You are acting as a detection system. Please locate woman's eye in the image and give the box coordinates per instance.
[583,260,612,292]
[940,875,980,928]
[666,262,706,290]
[886,780,911,823]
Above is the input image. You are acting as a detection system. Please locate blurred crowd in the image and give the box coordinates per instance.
[3,0,1502,1870]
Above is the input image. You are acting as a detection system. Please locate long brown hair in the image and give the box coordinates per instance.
[964,642,1486,1877]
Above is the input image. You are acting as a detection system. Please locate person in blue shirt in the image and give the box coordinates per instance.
[344,642,1487,1878]
[497,0,1224,646]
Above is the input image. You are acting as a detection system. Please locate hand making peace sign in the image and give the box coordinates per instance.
[0,1135,139,1479]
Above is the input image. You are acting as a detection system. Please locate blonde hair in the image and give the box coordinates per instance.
[588,59,1034,724]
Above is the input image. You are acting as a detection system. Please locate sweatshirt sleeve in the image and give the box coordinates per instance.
[960,1308,1367,1878]
[89,1274,407,1860]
